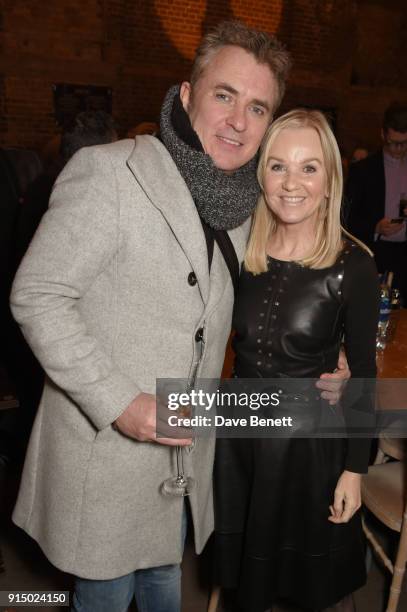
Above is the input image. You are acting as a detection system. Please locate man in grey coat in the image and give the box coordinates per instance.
[10,21,346,612]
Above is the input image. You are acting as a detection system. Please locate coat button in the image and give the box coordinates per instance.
[195,328,204,342]
[188,272,197,286]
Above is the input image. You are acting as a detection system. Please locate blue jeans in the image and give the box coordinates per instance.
[71,505,187,612]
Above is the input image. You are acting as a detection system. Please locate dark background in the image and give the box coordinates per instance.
[0,0,406,157]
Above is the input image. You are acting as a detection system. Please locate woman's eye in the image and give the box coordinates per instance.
[270,163,284,172]
[304,165,317,173]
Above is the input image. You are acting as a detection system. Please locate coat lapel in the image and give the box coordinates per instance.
[126,136,210,303]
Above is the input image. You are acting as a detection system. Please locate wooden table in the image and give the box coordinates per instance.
[376,309,407,418]
[376,309,407,379]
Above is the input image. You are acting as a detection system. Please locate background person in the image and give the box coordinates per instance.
[215,109,379,612]
[346,103,407,301]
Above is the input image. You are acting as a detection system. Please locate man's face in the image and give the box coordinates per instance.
[382,127,407,160]
[180,46,278,172]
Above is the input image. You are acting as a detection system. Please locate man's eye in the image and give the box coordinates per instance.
[215,93,230,102]
[251,106,265,116]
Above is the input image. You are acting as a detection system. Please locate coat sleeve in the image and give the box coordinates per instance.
[10,145,141,431]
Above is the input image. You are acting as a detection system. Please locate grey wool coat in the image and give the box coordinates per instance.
[10,136,249,579]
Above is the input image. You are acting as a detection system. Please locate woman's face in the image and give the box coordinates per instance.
[263,126,328,230]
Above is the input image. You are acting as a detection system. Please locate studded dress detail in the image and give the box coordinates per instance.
[214,241,380,611]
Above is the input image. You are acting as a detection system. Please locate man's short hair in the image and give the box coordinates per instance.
[60,110,118,161]
[190,20,291,112]
[383,104,407,134]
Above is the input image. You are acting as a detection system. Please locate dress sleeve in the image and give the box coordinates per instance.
[342,247,380,473]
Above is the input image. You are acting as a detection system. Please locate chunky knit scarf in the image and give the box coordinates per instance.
[160,85,260,231]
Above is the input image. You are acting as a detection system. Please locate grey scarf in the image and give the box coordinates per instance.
[160,85,260,231]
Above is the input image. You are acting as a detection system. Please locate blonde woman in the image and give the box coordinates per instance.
[215,110,379,612]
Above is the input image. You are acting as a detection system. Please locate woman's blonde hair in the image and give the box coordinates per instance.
[245,108,369,273]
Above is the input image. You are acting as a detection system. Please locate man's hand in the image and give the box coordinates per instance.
[114,392,192,446]
[375,217,404,237]
[316,348,350,405]
[328,470,361,524]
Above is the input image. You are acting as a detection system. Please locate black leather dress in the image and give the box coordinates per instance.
[214,242,379,611]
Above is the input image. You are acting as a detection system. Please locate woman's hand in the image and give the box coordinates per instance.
[328,470,362,524]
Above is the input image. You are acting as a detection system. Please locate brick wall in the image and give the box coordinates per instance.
[0,0,406,157]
